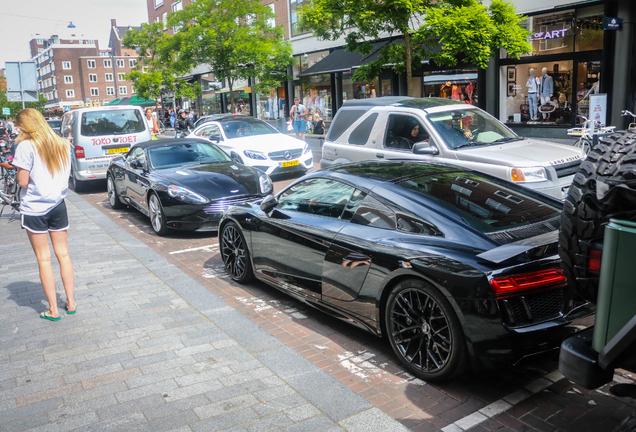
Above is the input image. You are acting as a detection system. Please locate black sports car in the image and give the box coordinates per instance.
[219,161,594,382]
[107,138,273,235]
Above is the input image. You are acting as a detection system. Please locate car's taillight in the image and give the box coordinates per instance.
[588,250,602,274]
[75,146,85,159]
[489,268,566,299]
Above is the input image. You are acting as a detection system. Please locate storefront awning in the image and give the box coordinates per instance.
[298,41,389,77]
[423,73,477,84]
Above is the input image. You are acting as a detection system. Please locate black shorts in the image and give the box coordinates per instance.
[21,200,69,234]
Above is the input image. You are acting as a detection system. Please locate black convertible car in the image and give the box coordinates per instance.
[107,138,273,235]
[219,161,594,382]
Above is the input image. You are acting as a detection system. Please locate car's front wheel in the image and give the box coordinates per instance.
[220,221,254,283]
[385,278,467,382]
[107,174,124,209]
[148,192,168,236]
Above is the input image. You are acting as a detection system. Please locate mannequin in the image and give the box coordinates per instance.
[539,67,554,120]
[526,68,539,121]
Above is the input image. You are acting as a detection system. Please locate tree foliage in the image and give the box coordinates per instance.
[299,0,531,97]
[123,22,200,102]
[124,0,293,112]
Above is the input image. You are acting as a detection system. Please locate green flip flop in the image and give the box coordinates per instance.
[40,311,61,321]
[65,303,77,315]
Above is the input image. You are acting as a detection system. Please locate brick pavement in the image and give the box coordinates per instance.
[0,194,408,431]
[72,179,636,432]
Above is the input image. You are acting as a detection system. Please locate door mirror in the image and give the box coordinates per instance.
[129,158,142,170]
[260,194,278,213]
[412,141,439,156]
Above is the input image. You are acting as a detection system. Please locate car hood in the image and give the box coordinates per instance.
[227,134,306,151]
[453,138,585,167]
[156,162,262,199]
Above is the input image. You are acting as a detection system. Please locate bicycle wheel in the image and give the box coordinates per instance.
[573,137,592,154]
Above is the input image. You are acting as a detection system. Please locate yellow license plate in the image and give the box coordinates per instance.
[107,147,129,154]
[281,160,299,167]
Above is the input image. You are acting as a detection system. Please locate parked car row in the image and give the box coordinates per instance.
[67,98,594,382]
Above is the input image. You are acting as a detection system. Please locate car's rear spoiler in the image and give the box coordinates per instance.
[477,230,558,263]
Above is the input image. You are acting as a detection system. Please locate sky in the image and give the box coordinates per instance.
[0,0,149,68]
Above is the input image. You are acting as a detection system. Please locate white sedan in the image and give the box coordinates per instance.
[187,115,313,176]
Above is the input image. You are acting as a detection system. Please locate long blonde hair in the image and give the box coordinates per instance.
[15,108,70,176]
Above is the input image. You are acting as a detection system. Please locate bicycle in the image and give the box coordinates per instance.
[622,110,636,131]
[0,158,21,218]
[567,115,616,154]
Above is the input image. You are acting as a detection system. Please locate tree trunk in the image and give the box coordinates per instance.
[405,32,413,97]
[228,79,234,113]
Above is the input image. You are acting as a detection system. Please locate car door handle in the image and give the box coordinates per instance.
[376,153,384,159]
[342,253,371,268]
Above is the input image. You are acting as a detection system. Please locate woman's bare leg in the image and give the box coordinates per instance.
[26,230,59,318]
[50,230,74,312]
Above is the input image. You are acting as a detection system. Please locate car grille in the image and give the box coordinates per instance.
[268,149,303,161]
[203,196,261,214]
[553,160,582,178]
[502,288,564,326]
[486,215,560,245]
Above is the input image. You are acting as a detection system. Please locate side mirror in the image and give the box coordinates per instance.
[260,194,278,213]
[129,158,142,170]
[412,141,439,155]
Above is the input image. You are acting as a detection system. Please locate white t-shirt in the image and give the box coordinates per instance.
[12,140,71,216]
[291,104,306,121]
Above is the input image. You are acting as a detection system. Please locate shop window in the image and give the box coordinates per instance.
[256,87,286,121]
[423,69,477,104]
[575,61,601,124]
[501,61,574,125]
[513,10,575,57]
[342,72,378,101]
[576,5,604,52]
[299,74,332,121]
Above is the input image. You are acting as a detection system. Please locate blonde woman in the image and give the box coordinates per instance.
[12,109,75,321]
[145,108,160,139]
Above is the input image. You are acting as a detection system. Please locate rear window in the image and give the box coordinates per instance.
[395,172,561,234]
[80,109,145,137]
[327,109,367,141]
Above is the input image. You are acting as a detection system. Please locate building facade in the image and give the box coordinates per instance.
[29,20,140,113]
[145,0,635,138]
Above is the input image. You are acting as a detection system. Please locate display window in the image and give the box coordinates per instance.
[342,73,379,101]
[294,74,332,121]
[501,61,574,125]
[423,69,477,104]
[575,61,601,124]
[256,87,286,121]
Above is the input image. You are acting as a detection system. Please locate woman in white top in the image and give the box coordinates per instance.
[12,108,75,321]
[145,108,160,139]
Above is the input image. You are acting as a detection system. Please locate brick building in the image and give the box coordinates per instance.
[29,20,141,112]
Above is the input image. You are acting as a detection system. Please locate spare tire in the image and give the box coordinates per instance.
[559,130,636,303]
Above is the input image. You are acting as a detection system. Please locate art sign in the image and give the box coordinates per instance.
[526,29,569,42]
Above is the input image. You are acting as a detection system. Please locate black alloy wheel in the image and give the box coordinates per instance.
[220,222,254,283]
[385,278,467,382]
[106,174,124,209]
[148,192,168,236]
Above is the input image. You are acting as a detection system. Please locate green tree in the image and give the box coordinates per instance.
[0,76,48,118]
[164,0,293,111]
[123,22,201,102]
[299,0,531,97]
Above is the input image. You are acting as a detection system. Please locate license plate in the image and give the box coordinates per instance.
[280,160,299,167]
[106,147,129,154]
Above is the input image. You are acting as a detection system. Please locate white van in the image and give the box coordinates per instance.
[61,106,151,191]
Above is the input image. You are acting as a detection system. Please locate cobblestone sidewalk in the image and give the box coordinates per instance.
[0,193,408,432]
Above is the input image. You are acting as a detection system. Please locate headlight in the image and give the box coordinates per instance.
[510,167,547,183]
[259,174,273,194]
[303,143,311,155]
[244,150,267,160]
[167,185,210,204]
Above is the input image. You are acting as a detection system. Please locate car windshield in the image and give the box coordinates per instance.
[427,109,519,150]
[47,120,62,128]
[148,142,231,169]
[80,109,145,137]
[396,171,561,234]
[221,119,279,139]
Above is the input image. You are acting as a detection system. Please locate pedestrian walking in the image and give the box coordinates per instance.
[290,98,307,141]
[12,108,75,321]
[169,108,175,128]
[145,108,160,140]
